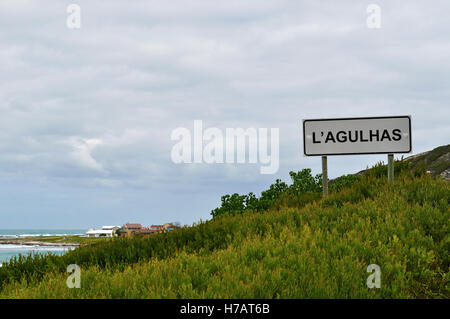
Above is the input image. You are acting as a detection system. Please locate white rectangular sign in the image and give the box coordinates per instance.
[303,116,411,156]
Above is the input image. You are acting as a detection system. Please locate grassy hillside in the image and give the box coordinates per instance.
[0,158,448,298]
[352,145,450,181]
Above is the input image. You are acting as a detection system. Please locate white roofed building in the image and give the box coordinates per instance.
[86,226,120,237]
[101,226,120,231]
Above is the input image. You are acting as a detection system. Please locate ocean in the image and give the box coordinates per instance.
[0,229,86,266]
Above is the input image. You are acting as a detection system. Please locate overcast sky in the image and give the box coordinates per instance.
[0,0,449,229]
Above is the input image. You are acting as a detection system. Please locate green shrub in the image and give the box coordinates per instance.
[0,162,448,298]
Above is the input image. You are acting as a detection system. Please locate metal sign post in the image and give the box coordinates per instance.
[322,156,328,196]
[388,154,394,183]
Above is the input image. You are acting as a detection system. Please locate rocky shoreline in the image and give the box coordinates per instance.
[0,240,79,247]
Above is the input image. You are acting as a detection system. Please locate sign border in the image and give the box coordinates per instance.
[302,115,412,156]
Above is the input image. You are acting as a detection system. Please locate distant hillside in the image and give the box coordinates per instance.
[354,144,450,181]
[406,145,450,181]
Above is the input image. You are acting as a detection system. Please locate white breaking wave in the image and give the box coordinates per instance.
[0,244,74,251]
[0,233,83,239]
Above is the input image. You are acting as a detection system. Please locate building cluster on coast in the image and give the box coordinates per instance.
[86,222,180,238]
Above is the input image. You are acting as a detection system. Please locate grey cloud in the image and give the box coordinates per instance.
[0,0,449,227]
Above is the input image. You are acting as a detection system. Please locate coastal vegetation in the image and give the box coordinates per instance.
[0,147,448,298]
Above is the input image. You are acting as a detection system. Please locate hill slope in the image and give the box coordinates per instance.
[0,149,448,299]
[406,144,450,181]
